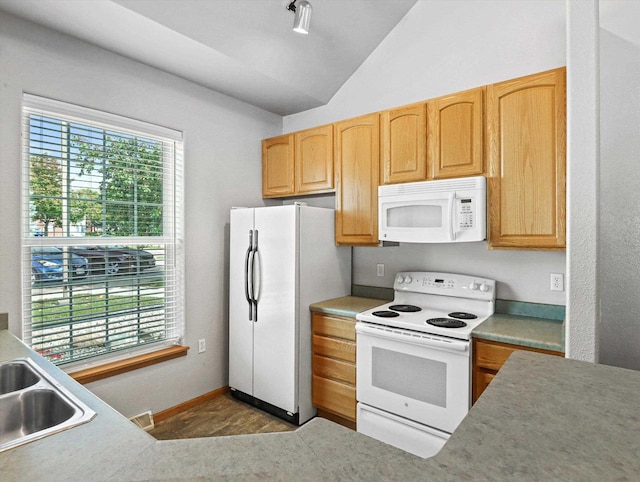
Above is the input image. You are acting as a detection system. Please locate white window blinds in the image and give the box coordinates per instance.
[21,94,184,368]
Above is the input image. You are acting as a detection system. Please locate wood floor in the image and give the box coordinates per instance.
[149,393,298,440]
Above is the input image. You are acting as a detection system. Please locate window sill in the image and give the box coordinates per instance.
[69,345,189,384]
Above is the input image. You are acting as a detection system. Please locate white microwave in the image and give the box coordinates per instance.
[378,176,486,243]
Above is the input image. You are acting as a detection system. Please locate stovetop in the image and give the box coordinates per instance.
[355,271,496,340]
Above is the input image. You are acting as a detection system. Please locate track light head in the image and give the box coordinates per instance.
[287,0,312,35]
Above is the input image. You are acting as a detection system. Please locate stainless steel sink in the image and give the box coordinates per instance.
[0,361,40,395]
[0,358,96,452]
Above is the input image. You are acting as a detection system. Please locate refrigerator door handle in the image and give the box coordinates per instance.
[244,230,254,321]
[251,230,259,322]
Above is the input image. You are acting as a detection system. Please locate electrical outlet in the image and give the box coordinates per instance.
[550,273,564,292]
[376,264,385,277]
[198,338,206,353]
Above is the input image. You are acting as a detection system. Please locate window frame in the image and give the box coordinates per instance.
[21,94,185,375]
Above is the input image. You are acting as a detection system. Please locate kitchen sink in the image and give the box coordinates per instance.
[0,361,40,395]
[0,358,96,452]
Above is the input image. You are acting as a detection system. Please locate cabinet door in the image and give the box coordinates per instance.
[428,87,484,179]
[487,68,566,249]
[380,103,427,184]
[334,114,380,246]
[295,125,334,194]
[262,134,294,198]
[472,338,564,404]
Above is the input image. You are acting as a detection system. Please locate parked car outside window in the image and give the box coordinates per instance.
[70,246,156,276]
[31,247,88,283]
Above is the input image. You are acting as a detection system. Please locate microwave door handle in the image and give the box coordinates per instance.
[448,193,456,241]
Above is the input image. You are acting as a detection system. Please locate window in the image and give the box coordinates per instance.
[22,94,184,369]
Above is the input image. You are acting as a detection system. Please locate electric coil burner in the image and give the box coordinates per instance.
[389,304,422,313]
[372,311,400,318]
[426,318,467,328]
[448,312,477,320]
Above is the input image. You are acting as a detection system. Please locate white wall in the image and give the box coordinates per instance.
[566,0,600,362]
[598,0,640,370]
[285,0,567,305]
[0,12,281,416]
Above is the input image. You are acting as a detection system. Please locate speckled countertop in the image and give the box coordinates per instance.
[311,295,565,353]
[2,329,639,480]
[309,295,385,318]
[473,313,564,352]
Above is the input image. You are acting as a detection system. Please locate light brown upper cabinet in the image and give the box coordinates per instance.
[294,125,334,194]
[262,125,333,198]
[427,87,485,179]
[262,134,294,198]
[334,113,380,246]
[380,103,427,184]
[487,67,566,249]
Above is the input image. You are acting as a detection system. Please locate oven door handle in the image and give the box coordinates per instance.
[355,323,469,352]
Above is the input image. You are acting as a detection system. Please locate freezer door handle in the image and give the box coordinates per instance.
[250,230,259,322]
[252,249,261,321]
[244,230,254,321]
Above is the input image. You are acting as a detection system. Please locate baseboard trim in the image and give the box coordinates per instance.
[154,385,230,423]
[317,408,356,431]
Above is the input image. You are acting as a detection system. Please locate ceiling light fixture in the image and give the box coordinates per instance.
[287,0,312,35]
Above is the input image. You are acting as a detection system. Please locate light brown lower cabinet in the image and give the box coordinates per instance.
[472,338,564,404]
[311,312,357,430]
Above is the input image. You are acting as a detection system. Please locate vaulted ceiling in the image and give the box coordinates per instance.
[0,0,418,115]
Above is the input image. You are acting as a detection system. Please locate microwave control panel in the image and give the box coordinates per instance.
[458,198,475,229]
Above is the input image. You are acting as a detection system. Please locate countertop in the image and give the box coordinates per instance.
[2,329,639,480]
[311,295,565,353]
[472,313,564,353]
[309,295,386,318]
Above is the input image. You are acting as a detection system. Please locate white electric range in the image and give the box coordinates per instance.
[355,271,496,458]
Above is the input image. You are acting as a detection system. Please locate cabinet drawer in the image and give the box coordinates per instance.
[313,354,355,385]
[312,313,355,341]
[312,375,356,421]
[312,334,356,363]
[474,341,516,371]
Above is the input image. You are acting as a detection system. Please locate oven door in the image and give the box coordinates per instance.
[355,323,470,434]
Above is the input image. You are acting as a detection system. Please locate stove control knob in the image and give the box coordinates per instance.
[396,275,405,284]
[479,282,489,292]
[469,281,479,290]
[404,275,413,284]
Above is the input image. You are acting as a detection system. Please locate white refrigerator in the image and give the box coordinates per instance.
[229,204,351,425]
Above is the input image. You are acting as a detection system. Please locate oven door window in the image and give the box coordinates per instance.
[372,347,446,408]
